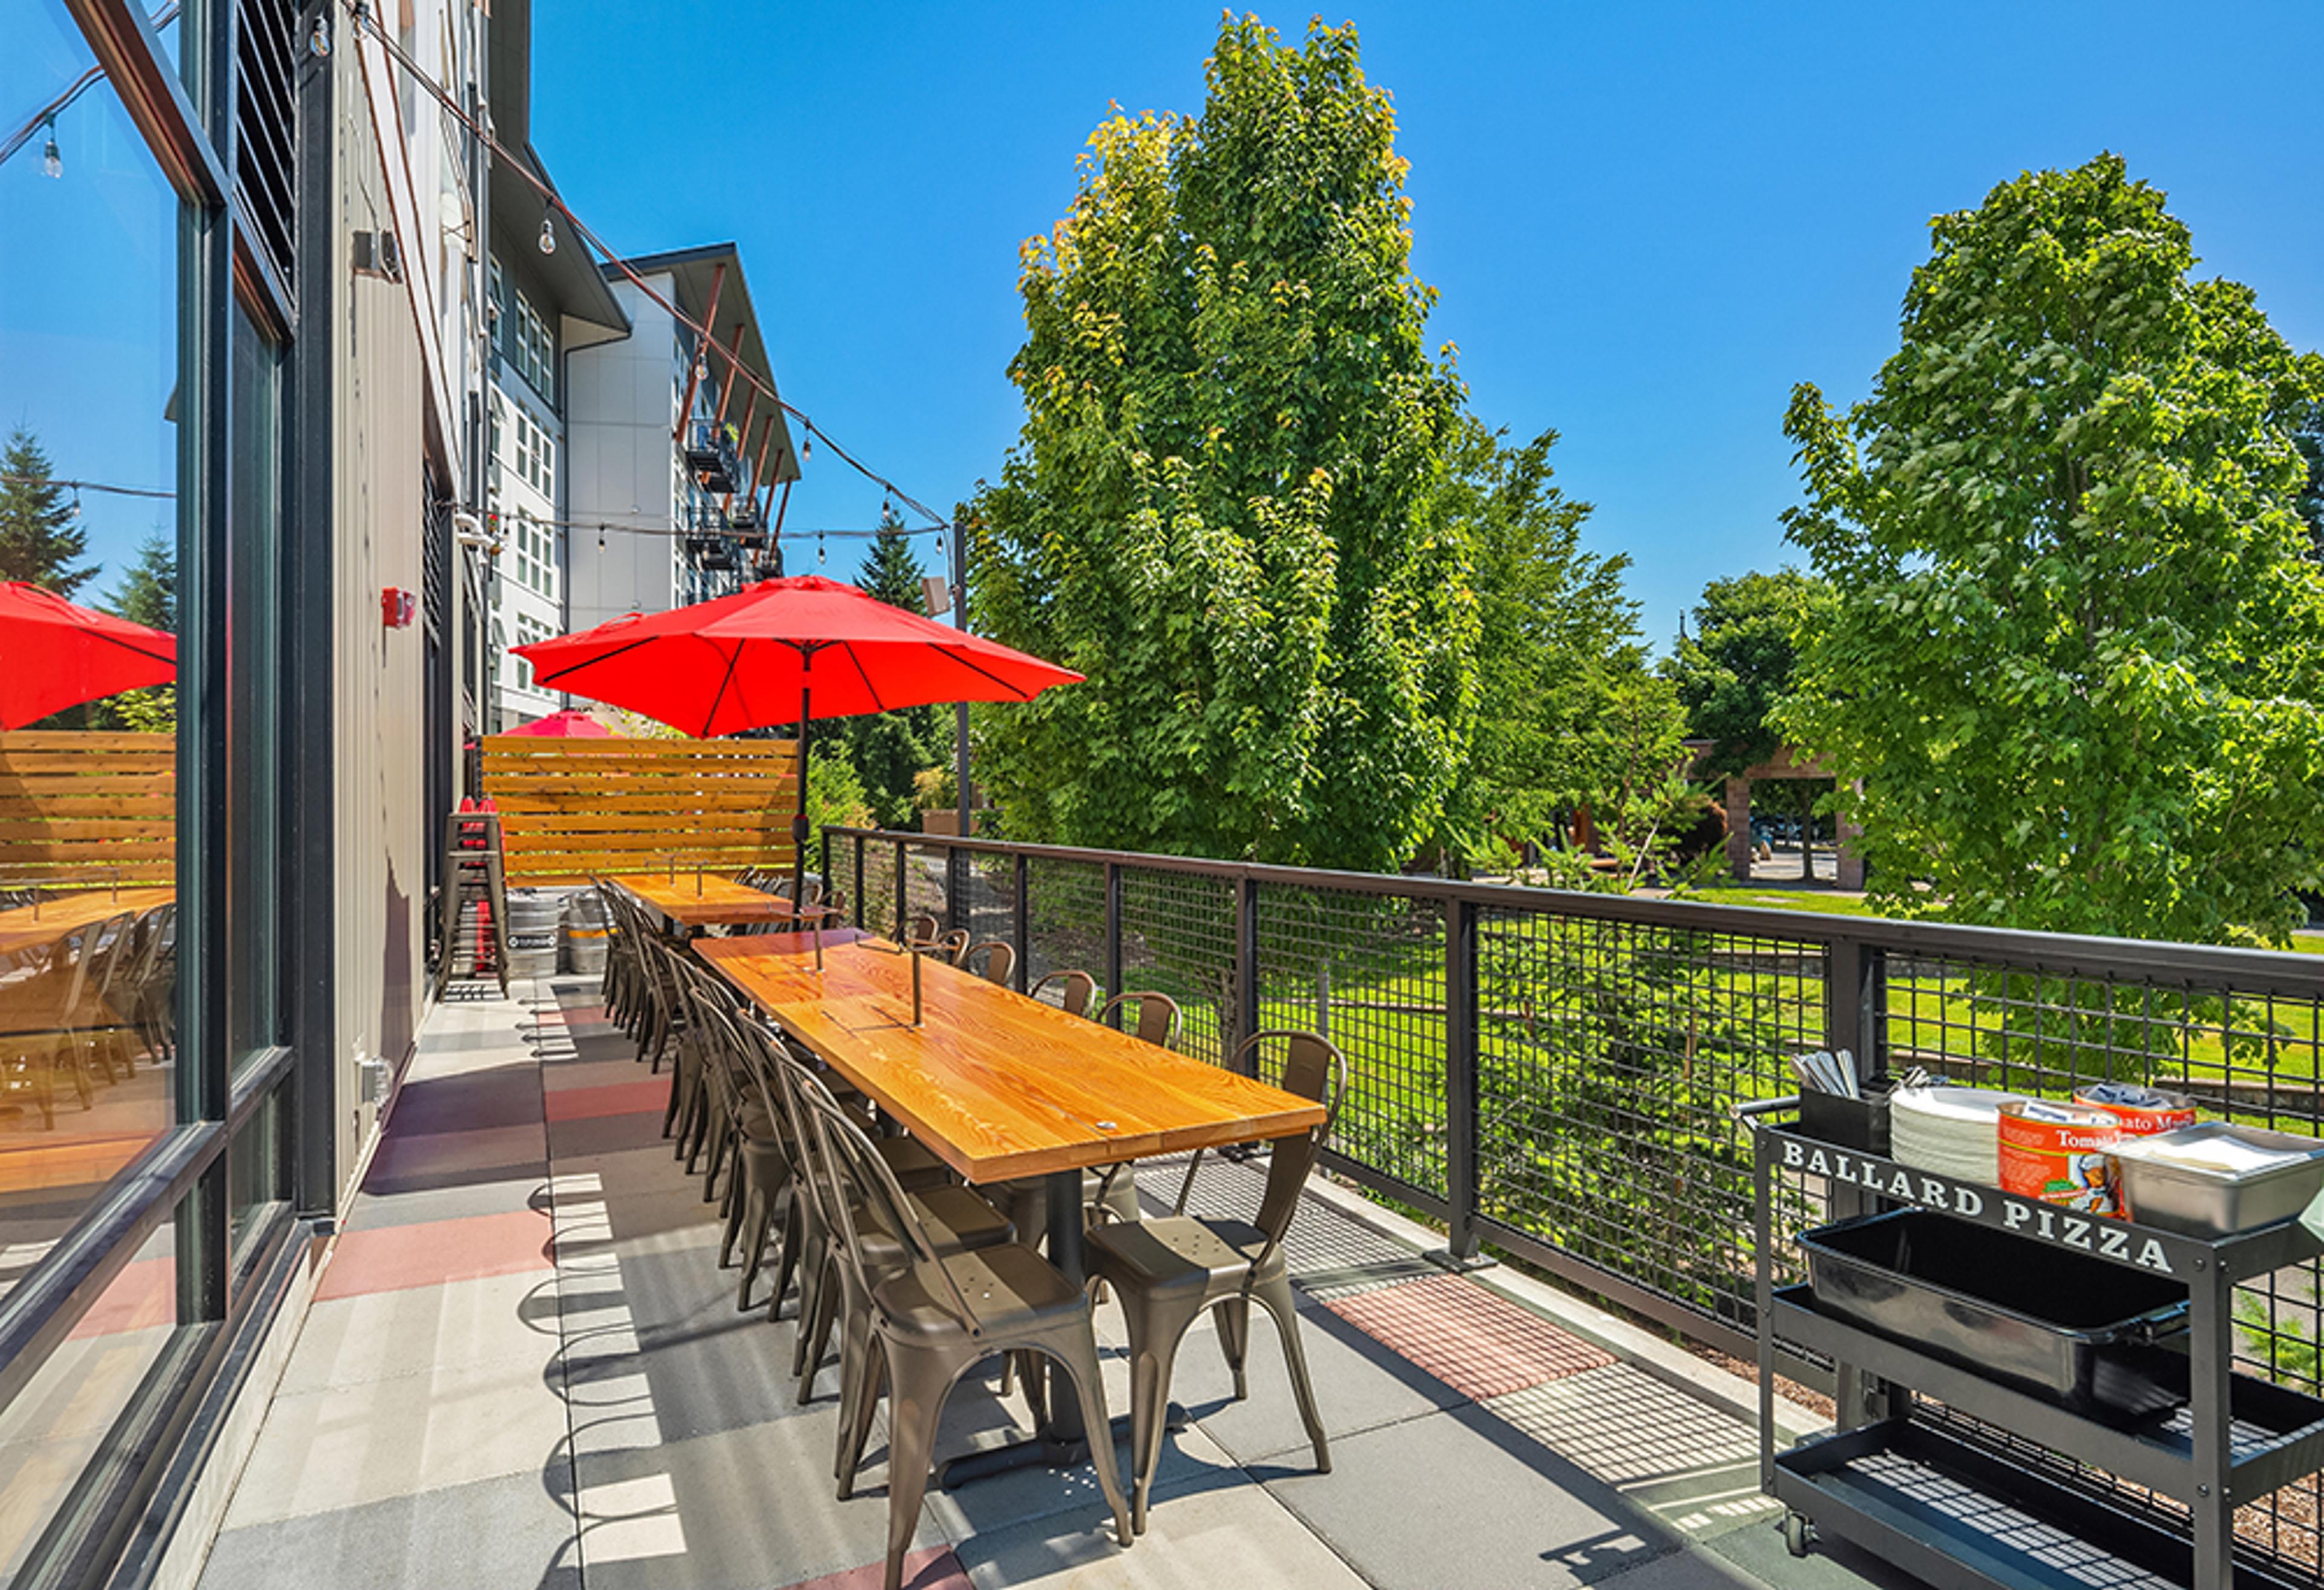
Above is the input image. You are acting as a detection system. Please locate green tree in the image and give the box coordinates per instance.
[969,16,1472,870]
[1662,569,1836,777]
[841,512,944,828]
[0,427,97,597]
[1445,418,1644,863]
[1776,154,2324,944]
[98,529,177,734]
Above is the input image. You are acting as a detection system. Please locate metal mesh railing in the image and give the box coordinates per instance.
[824,824,2324,1587]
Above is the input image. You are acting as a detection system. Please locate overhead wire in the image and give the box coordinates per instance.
[344,1,952,534]
[0,4,180,170]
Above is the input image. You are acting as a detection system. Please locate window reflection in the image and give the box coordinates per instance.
[0,0,183,1283]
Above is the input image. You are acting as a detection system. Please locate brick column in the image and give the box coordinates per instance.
[1724,775,1752,882]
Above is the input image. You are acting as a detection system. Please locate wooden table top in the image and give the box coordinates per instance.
[0,888,172,958]
[608,873,829,930]
[696,935,1326,1184]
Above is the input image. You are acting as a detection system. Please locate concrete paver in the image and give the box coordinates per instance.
[194,971,1890,1590]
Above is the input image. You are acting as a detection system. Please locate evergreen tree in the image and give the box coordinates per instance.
[100,530,178,734]
[842,511,943,828]
[104,529,177,632]
[0,427,97,598]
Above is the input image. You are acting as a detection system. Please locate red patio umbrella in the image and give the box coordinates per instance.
[0,581,177,731]
[513,574,1082,904]
[499,708,614,738]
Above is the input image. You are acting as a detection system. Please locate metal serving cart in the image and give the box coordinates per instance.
[1752,1114,2324,1590]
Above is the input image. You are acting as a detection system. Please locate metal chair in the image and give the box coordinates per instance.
[1029,968,1097,1017]
[795,1072,1134,1589]
[960,939,1014,986]
[904,912,939,948]
[1099,990,1182,1047]
[772,1058,1016,1401]
[1088,1028,1345,1533]
[921,927,969,964]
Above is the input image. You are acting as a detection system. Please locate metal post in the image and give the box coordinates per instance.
[1825,936,1876,1076]
[952,521,970,844]
[1103,862,1122,1016]
[1431,896,1491,1271]
[1233,876,1260,1070]
[2189,1254,2233,1590]
[853,833,865,931]
[892,836,907,942]
[1013,853,1030,993]
[945,842,966,936]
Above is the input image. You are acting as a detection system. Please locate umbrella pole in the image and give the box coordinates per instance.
[791,663,812,922]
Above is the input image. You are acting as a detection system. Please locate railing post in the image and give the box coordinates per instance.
[1013,852,1030,993]
[1431,895,1492,1271]
[892,836,908,940]
[1103,861,1123,1018]
[946,841,967,935]
[1825,935,1884,1082]
[1233,875,1261,1073]
[818,824,831,901]
[852,834,865,931]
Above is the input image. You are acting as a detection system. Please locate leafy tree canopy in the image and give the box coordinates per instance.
[1663,568,1836,777]
[1446,416,1681,859]
[841,511,944,829]
[968,15,1471,870]
[0,427,97,598]
[1775,153,2324,943]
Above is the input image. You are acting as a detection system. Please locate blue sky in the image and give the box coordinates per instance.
[7,4,2318,645]
[531,1,2324,649]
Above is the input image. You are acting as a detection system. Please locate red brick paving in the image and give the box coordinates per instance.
[776,1546,968,1590]
[1323,1273,1615,1400]
[315,1208,554,1301]
[543,1079,669,1122]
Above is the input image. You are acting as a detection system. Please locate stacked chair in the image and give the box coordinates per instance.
[615,903,1341,1589]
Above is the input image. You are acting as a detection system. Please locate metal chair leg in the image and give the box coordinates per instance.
[1254,1275,1330,1474]
[1216,1294,1252,1400]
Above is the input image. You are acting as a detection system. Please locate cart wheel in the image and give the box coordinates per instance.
[1784,1511,1812,1559]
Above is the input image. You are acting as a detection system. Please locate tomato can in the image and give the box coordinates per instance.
[2073,1082,2199,1138]
[1998,1100,2122,1212]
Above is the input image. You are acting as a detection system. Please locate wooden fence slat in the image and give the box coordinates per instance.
[483,736,802,885]
[0,732,176,882]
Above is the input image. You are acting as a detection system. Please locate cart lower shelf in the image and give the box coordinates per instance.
[1773,1420,2307,1590]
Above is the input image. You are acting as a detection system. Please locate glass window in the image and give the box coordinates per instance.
[0,0,184,1263]
[227,299,281,1068]
[0,1221,182,1580]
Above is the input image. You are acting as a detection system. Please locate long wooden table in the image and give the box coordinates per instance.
[699,933,1322,1184]
[697,931,1326,1479]
[608,872,827,934]
[0,888,172,959]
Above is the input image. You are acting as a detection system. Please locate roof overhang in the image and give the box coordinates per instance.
[608,244,802,486]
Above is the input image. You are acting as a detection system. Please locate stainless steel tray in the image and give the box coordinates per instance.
[2110,1122,2324,1237]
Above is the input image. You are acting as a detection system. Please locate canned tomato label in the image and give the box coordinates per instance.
[1998,1101,2121,1212]
[2072,1083,2198,1138]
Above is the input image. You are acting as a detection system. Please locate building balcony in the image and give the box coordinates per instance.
[683,418,743,494]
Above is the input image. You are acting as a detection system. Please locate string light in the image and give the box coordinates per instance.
[41,117,61,179]
[537,215,555,255]
[309,13,330,57]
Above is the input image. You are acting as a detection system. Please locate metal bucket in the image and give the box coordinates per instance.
[562,890,609,976]
[506,889,563,981]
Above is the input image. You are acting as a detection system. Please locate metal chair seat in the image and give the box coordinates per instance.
[1087,1213,1284,1295]
[873,1134,951,1192]
[872,1240,1089,1341]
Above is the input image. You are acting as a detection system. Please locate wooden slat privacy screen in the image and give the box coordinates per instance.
[481,735,801,885]
[0,731,177,885]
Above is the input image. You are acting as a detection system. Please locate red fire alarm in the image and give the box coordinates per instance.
[381,587,416,629]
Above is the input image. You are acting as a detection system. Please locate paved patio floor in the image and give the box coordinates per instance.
[193,976,1915,1590]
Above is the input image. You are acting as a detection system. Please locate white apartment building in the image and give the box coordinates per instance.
[566,246,801,636]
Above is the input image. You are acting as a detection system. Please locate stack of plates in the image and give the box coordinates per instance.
[1890,1085,2027,1185]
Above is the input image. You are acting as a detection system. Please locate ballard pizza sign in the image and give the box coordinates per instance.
[1771,1131,2185,1275]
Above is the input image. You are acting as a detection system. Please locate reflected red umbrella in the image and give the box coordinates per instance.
[0,581,176,730]
[513,574,1082,902]
[499,708,615,739]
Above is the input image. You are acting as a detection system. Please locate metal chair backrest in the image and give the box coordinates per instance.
[960,940,1014,987]
[922,928,969,965]
[905,912,939,948]
[792,1066,986,1335]
[1233,1029,1348,1247]
[1100,991,1181,1048]
[1029,969,1097,1018]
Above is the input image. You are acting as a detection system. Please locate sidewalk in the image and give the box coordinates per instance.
[191,975,1910,1590]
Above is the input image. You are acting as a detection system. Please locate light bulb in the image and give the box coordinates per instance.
[799,431,811,462]
[41,120,61,179]
[309,13,330,56]
[538,215,555,254]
